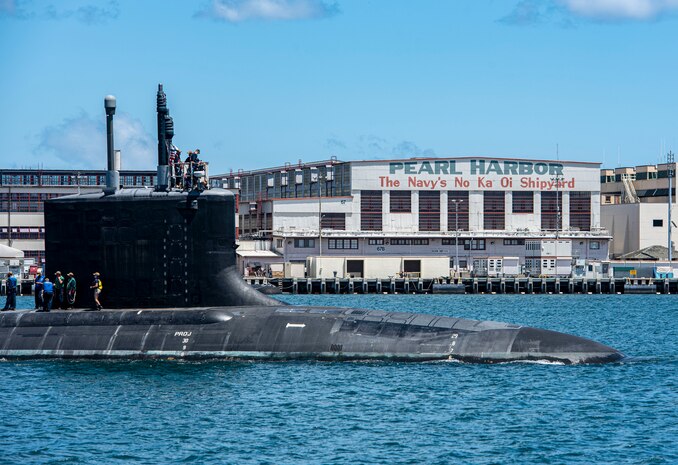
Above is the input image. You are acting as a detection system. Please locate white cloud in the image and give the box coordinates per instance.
[325,134,437,159]
[197,0,339,22]
[0,0,119,23]
[560,0,678,20]
[35,112,155,170]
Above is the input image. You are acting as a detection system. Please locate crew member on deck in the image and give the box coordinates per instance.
[2,272,17,311]
[40,278,54,312]
[34,271,44,310]
[54,271,65,310]
[66,272,77,309]
[90,272,103,311]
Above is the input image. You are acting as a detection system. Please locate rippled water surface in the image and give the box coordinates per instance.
[0,294,676,464]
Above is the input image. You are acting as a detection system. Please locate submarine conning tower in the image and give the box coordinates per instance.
[44,85,281,309]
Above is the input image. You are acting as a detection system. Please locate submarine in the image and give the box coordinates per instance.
[0,86,624,364]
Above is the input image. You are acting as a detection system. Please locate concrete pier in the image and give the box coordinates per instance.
[242,277,677,295]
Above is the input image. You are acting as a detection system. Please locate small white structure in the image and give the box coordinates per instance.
[236,240,283,277]
[306,256,450,279]
[0,244,24,259]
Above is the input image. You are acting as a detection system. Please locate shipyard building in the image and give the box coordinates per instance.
[212,157,609,279]
[600,164,678,258]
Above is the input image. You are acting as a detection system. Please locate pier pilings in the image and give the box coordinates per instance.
[244,277,678,295]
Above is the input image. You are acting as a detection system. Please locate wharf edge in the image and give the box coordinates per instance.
[246,277,675,294]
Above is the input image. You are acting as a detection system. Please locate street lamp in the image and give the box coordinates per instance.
[551,174,564,276]
[318,172,325,257]
[668,151,674,262]
[450,199,463,277]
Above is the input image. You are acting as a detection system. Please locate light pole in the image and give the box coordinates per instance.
[551,174,564,276]
[318,172,324,258]
[668,152,674,262]
[450,199,463,276]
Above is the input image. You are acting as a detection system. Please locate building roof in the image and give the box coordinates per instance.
[236,250,282,258]
[619,245,676,260]
[0,244,25,259]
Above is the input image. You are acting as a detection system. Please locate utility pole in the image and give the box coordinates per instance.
[551,172,564,276]
[318,174,322,258]
[668,152,674,262]
[450,199,463,277]
[7,183,12,247]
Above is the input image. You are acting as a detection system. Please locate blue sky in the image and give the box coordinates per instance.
[2,0,678,174]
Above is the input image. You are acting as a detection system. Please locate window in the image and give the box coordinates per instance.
[276,239,283,248]
[0,227,45,239]
[442,238,484,249]
[466,239,486,250]
[419,191,440,231]
[447,191,469,231]
[294,238,315,248]
[512,191,534,213]
[0,193,62,212]
[504,239,525,246]
[605,196,612,203]
[653,219,664,227]
[389,238,429,246]
[526,241,540,251]
[569,192,591,231]
[589,241,600,250]
[524,258,540,273]
[361,190,382,231]
[390,191,411,213]
[483,192,505,230]
[327,239,358,249]
[368,239,384,245]
[541,191,562,230]
[321,213,345,230]
[23,250,46,263]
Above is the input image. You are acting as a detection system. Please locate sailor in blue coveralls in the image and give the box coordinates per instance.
[2,272,17,311]
[34,272,44,309]
[40,278,54,312]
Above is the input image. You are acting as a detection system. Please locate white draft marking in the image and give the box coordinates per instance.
[286,323,306,329]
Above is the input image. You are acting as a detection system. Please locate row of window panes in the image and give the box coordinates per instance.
[0,227,45,239]
[0,193,63,212]
[327,239,359,249]
[22,250,46,263]
[363,190,591,232]
[284,236,600,251]
[1,173,155,186]
[390,239,430,246]
[294,239,316,248]
[227,165,352,201]
[441,238,486,250]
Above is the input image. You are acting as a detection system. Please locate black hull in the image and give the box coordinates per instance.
[0,307,623,364]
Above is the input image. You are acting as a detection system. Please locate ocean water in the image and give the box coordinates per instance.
[0,294,676,465]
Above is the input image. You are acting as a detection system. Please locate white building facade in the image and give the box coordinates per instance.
[216,157,610,278]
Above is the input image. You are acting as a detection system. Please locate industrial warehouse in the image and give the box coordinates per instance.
[212,156,610,279]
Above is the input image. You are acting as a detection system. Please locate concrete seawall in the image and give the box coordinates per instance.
[245,277,676,295]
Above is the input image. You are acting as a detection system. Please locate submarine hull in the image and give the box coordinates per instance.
[0,307,623,364]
